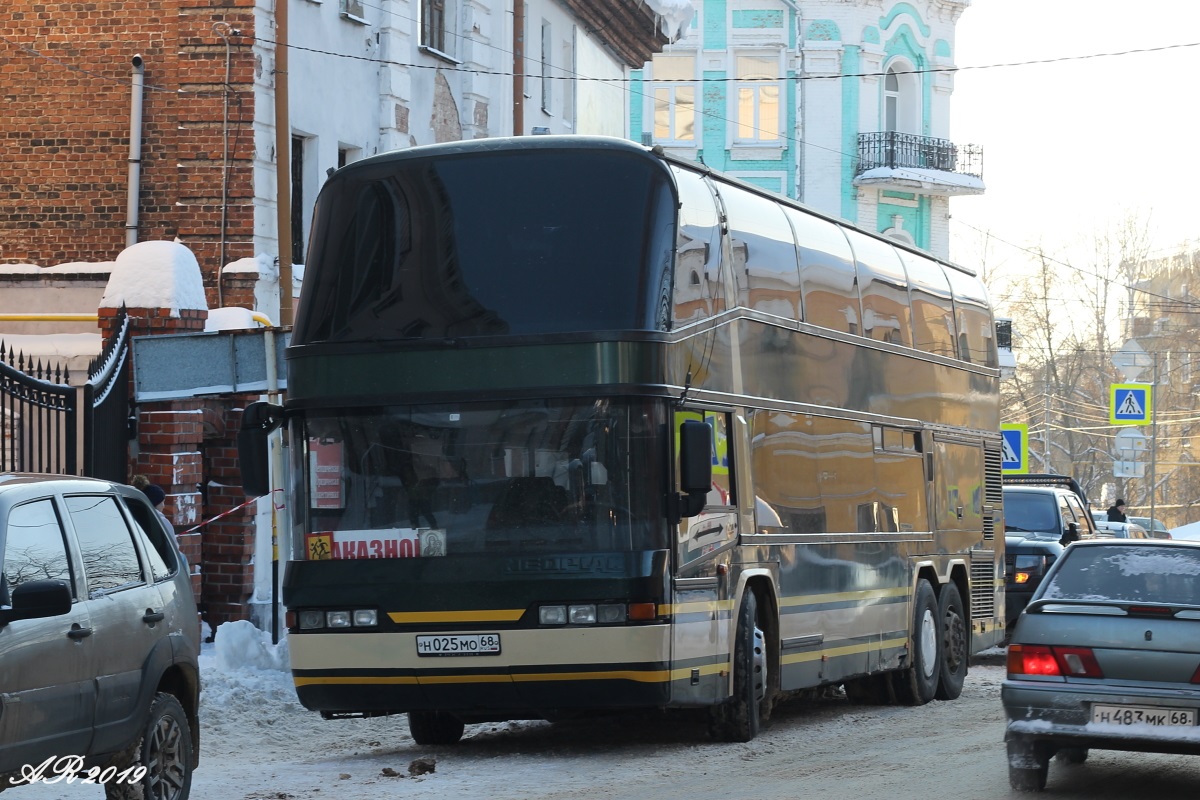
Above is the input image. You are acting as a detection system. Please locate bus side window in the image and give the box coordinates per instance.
[897,250,958,358]
[670,167,725,323]
[945,269,997,367]
[784,207,861,335]
[843,229,912,348]
[711,182,801,322]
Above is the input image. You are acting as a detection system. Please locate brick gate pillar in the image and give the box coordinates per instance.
[98,241,210,610]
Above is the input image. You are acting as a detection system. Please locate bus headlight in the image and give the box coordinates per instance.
[597,603,626,623]
[299,610,325,630]
[353,609,378,627]
[326,610,353,628]
[568,604,597,624]
[539,605,567,625]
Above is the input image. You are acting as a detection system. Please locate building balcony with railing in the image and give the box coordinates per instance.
[854,131,985,196]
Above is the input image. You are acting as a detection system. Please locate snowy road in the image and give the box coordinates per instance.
[13,629,1200,800]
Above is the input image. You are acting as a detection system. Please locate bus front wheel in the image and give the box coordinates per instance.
[891,579,940,705]
[408,711,465,745]
[709,590,767,742]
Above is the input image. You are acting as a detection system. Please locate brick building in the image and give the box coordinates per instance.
[0,1,258,307]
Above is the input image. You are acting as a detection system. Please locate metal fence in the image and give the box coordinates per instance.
[0,306,131,481]
[856,131,984,178]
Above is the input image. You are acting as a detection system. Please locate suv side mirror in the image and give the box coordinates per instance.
[1060,521,1080,547]
[1,579,72,624]
[677,419,713,520]
[238,401,285,496]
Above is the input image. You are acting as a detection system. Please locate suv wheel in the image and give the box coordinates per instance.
[106,693,193,800]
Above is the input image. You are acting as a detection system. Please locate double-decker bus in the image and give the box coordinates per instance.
[239,135,1004,744]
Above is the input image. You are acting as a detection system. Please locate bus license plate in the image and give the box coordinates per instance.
[415,633,502,657]
[1091,704,1197,727]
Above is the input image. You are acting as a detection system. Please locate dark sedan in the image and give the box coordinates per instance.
[1002,539,1200,792]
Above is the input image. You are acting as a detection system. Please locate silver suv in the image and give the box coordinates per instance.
[0,475,200,800]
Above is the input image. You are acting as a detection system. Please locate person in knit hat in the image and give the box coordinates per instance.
[1107,499,1127,523]
[136,479,175,535]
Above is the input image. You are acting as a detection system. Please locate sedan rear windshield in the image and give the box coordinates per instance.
[1043,545,1200,605]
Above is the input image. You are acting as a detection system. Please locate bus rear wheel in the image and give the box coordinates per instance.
[934,581,968,700]
[891,579,940,705]
[709,590,767,742]
[408,711,465,745]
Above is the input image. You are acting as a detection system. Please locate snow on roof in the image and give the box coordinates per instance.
[205,307,268,331]
[223,253,276,276]
[100,240,209,315]
[0,332,102,357]
[854,167,986,196]
[644,0,695,41]
[43,261,116,273]
[222,253,305,283]
[0,263,45,274]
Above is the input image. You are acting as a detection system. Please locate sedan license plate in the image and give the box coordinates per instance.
[1091,704,1197,727]
[415,633,501,657]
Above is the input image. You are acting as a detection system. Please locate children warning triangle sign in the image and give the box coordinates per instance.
[1110,384,1152,425]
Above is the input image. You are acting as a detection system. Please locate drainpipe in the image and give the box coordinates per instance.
[215,23,236,308]
[125,54,145,249]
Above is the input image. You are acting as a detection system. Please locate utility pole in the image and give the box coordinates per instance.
[1043,363,1052,472]
[1150,352,1159,523]
[513,0,525,135]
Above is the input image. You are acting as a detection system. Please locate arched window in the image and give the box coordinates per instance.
[885,68,900,131]
[882,63,917,133]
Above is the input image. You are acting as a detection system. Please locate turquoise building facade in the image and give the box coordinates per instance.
[630,0,983,260]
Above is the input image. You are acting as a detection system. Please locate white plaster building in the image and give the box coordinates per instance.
[632,0,984,260]
[254,0,688,275]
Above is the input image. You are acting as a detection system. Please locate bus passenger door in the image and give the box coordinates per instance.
[671,409,738,704]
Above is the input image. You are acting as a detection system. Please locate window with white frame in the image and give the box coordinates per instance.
[421,0,454,57]
[883,63,918,133]
[339,0,365,20]
[561,32,576,128]
[541,20,552,113]
[651,54,696,143]
[734,53,781,143]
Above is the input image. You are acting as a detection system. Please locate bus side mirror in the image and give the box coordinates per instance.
[238,401,285,496]
[677,419,712,519]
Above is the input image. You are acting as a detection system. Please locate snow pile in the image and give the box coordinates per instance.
[99,240,209,314]
[212,619,290,673]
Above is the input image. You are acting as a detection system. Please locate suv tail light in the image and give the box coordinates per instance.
[1008,644,1104,678]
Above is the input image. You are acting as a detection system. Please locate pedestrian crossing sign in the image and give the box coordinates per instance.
[1110,383,1152,425]
[1000,424,1028,474]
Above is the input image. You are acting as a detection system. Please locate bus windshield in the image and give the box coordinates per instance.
[293,149,677,344]
[294,398,667,559]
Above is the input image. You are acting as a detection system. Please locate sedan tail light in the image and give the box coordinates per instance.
[1008,644,1104,678]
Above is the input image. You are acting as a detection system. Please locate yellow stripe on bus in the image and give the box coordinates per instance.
[386,609,526,624]
[387,589,912,624]
[778,587,910,608]
[293,664,727,688]
[294,675,420,686]
[781,636,909,665]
